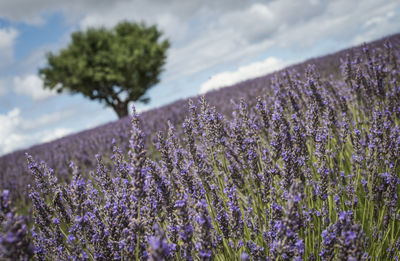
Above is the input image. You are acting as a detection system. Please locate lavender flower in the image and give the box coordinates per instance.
[148,224,173,261]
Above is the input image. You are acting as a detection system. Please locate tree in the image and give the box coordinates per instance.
[39,21,170,118]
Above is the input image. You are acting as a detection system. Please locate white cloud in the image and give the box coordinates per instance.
[40,128,73,143]
[0,0,127,25]
[200,57,288,94]
[0,27,18,50]
[0,108,76,155]
[13,74,57,101]
[217,3,275,43]
[22,109,76,130]
[0,108,29,155]
[351,9,399,46]
[165,28,275,82]
[0,27,18,67]
[269,0,399,49]
[2,0,398,86]
[0,108,21,140]
[80,8,189,43]
[76,0,400,85]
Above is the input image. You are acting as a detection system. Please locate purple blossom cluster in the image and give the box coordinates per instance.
[0,190,33,260]
[1,34,400,260]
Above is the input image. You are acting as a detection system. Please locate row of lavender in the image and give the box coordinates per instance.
[1,35,399,201]
[1,36,400,259]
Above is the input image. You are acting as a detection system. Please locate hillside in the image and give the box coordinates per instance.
[1,34,399,198]
[1,33,400,260]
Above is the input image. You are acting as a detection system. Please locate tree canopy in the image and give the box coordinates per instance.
[39,21,170,118]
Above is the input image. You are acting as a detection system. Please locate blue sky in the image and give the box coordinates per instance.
[0,0,399,155]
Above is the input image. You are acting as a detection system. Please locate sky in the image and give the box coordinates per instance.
[0,0,399,156]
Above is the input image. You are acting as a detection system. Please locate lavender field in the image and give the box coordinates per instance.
[1,34,400,260]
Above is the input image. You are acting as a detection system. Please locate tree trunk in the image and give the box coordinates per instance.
[114,102,129,119]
